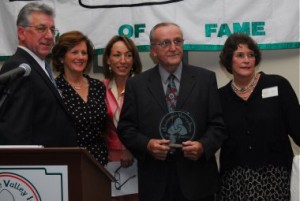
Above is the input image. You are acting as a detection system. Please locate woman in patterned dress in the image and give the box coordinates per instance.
[51,31,108,165]
[218,33,300,201]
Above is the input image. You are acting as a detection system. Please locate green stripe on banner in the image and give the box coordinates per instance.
[258,42,300,50]
[182,42,300,51]
[93,42,300,54]
[0,42,299,62]
[0,56,10,62]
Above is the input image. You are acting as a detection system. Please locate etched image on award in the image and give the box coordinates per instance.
[159,111,196,148]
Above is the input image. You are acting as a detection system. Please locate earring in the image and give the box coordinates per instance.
[130,68,134,77]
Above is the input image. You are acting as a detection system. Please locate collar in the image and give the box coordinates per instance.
[109,78,125,96]
[19,46,45,70]
[159,62,182,84]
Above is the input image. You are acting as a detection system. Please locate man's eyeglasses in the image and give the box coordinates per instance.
[113,165,136,190]
[23,25,59,35]
[152,38,184,48]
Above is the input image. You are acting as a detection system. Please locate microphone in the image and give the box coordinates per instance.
[0,63,31,85]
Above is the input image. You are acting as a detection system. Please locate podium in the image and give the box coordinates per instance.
[0,147,114,201]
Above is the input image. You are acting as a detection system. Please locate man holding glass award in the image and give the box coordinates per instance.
[118,22,226,201]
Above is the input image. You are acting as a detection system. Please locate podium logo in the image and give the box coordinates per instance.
[0,173,41,201]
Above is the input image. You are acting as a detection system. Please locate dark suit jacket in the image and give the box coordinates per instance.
[0,48,76,147]
[118,64,226,201]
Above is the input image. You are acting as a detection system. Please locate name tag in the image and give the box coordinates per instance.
[262,86,278,98]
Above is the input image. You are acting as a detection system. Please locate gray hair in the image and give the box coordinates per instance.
[149,22,182,45]
[17,2,55,27]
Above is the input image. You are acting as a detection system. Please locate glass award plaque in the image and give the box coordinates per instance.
[159,111,196,148]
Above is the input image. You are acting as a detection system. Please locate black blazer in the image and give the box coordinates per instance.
[118,64,226,201]
[0,48,76,147]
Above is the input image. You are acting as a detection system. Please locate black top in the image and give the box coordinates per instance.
[56,74,108,165]
[219,72,300,172]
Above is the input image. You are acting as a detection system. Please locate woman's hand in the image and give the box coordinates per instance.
[120,149,134,168]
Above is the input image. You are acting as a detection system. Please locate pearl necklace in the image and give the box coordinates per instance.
[231,73,258,94]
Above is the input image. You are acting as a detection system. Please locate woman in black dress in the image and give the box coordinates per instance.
[52,31,108,165]
[218,33,300,201]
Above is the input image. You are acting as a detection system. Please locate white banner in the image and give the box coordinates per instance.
[0,0,299,60]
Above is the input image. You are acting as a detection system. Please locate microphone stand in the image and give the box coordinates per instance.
[0,85,11,110]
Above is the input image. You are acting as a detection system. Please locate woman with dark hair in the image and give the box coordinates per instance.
[103,35,142,201]
[52,31,108,165]
[218,33,300,200]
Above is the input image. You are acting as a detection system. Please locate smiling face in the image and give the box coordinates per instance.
[63,41,88,75]
[18,12,55,59]
[232,44,256,79]
[151,24,183,73]
[107,41,133,79]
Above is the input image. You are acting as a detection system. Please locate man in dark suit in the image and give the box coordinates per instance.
[117,22,227,201]
[0,3,76,147]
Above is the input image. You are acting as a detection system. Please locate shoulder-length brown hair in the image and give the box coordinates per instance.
[52,31,94,73]
[219,33,261,74]
[102,35,142,79]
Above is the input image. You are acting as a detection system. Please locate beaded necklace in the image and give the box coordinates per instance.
[231,73,258,94]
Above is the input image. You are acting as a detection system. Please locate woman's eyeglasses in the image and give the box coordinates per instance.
[113,165,136,190]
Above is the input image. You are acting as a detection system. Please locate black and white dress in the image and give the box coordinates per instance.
[218,72,300,201]
[56,74,108,165]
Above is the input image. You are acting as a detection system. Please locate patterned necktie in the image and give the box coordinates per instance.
[45,62,57,88]
[166,74,178,112]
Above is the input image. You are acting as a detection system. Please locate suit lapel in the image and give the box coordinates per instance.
[18,48,64,102]
[176,64,196,109]
[146,67,168,113]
